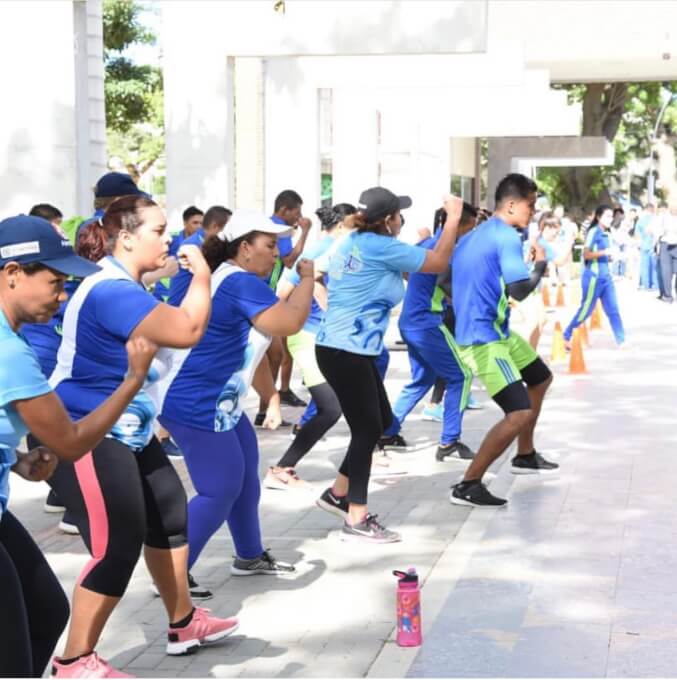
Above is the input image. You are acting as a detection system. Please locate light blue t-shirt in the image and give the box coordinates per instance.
[160,264,278,432]
[0,309,52,517]
[635,215,654,251]
[315,231,427,356]
[51,257,162,451]
[452,216,530,346]
[284,235,334,334]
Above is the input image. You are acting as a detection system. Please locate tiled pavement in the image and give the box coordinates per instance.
[11,281,677,677]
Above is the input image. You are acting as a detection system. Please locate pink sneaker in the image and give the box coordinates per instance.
[166,607,239,655]
[51,652,134,678]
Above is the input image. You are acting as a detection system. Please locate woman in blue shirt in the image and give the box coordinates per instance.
[314,187,462,543]
[564,204,626,347]
[44,195,238,674]
[0,214,158,678]
[158,210,314,579]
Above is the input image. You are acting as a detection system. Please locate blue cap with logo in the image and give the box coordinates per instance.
[0,215,101,277]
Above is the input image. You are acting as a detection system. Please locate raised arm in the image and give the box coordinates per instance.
[252,259,314,337]
[419,195,463,273]
[133,245,212,348]
[280,218,312,269]
[14,338,157,461]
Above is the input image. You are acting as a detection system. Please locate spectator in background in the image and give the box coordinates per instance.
[655,202,677,303]
[636,204,658,290]
[28,204,63,228]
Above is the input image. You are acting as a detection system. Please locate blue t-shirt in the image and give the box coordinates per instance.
[167,229,206,306]
[160,264,278,432]
[315,231,427,356]
[153,229,194,301]
[51,257,162,451]
[0,310,52,517]
[284,236,334,334]
[584,226,611,277]
[635,215,654,251]
[452,216,530,346]
[398,234,448,332]
[21,279,81,378]
[263,216,293,289]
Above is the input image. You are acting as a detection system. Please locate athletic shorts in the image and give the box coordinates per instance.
[459,331,541,398]
[287,329,326,388]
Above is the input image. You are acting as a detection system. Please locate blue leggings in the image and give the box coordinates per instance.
[300,346,390,426]
[384,326,471,444]
[159,414,263,568]
[564,270,625,343]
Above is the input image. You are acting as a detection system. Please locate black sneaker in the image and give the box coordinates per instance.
[279,389,307,407]
[160,437,182,458]
[151,573,213,600]
[44,489,65,514]
[254,412,293,428]
[511,451,559,474]
[188,573,213,599]
[378,434,408,450]
[291,423,303,436]
[449,480,507,507]
[341,513,401,543]
[436,441,475,461]
[58,510,80,535]
[316,487,349,519]
[230,549,296,576]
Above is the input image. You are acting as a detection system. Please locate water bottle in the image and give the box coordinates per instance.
[393,568,422,647]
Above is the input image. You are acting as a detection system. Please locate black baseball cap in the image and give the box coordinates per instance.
[357,187,412,222]
[95,172,150,199]
[0,215,101,277]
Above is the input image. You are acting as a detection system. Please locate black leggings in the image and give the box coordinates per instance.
[316,346,393,505]
[29,435,188,598]
[277,383,342,468]
[0,511,69,677]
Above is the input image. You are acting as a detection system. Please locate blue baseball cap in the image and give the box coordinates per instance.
[0,215,101,277]
[94,172,150,199]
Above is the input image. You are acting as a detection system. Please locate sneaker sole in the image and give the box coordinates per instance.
[58,522,80,535]
[166,621,239,655]
[340,531,402,544]
[229,566,296,577]
[510,466,559,475]
[316,497,348,519]
[449,495,508,508]
[421,416,442,422]
[44,504,66,514]
[436,453,474,462]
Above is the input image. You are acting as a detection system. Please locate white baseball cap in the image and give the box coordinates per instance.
[218,209,290,242]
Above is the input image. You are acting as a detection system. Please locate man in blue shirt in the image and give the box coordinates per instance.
[636,204,659,290]
[257,190,312,417]
[450,174,557,508]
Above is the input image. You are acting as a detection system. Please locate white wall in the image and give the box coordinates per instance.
[0,0,105,220]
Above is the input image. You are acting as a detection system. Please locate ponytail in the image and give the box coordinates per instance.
[77,219,108,261]
[201,230,268,273]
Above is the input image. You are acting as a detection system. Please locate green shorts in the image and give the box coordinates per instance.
[459,331,539,397]
[286,329,325,389]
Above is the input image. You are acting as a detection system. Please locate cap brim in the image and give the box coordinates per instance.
[398,196,412,210]
[42,255,101,278]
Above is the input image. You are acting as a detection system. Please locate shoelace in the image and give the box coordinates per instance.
[84,653,103,672]
[364,513,386,532]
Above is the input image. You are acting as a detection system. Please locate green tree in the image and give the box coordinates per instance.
[537,82,677,212]
[103,0,163,185]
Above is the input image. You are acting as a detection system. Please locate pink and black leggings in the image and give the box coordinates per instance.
[29,435,188,598]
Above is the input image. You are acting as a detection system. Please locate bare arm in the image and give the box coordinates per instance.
[252,259,314,337]
[14,338,156,461]
[280,218,312,269]
[419,195,463,274]
[277,275,328,311]
[133,245,212,348]
[141,256,179,287]
[583,248,610,261]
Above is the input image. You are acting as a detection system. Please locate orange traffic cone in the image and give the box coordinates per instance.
[556,283,566,307]
[551,321,567,363]
[579,321,590,348]
[568,327,587,374]
[590,301,602,330]
[542,283,551,307]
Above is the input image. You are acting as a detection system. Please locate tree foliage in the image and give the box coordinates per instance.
[103,0,163,185]
[537,81,677,213]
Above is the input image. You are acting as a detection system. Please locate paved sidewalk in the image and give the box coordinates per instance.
[11,282,676,678]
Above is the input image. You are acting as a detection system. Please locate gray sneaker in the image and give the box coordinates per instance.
[230,550,296,576]
[341,513,401,544]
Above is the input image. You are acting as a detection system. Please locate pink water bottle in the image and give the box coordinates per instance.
[394,568,422,647]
